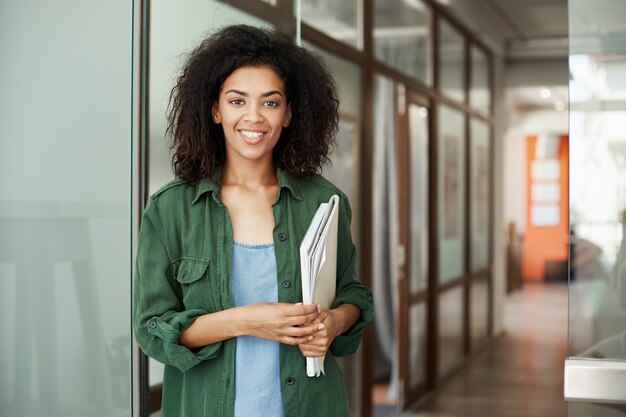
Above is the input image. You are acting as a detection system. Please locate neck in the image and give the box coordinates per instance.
[221,158,277,188]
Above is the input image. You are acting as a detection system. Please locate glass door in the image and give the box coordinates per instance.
[565,0,626,414]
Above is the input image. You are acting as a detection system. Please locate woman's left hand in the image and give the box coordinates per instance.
[297,303,360,357]
[297,309,339,357]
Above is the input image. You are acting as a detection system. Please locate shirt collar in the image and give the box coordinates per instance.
[191,167,302,205]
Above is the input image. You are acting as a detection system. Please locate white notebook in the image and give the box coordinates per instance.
[299,195,339,377]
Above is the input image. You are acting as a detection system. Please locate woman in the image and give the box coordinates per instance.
[134,25,373,417]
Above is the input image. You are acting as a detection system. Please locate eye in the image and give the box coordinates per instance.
[229,98,245,105]
[264,100,280,108]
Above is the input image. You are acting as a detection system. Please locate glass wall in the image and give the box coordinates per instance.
[438,20,465,102]
[0,1,133,416]
[470,45,490,115]
[568,0,626,413]
[374,0,431,85]
[438,105,466,283]
[568,0,626,362]
[300,0,362,49]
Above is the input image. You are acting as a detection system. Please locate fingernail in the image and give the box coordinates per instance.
[308,336,314,341]
[317,304,321,313]
[318,323,325,330]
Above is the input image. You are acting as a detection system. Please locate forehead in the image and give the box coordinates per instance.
[220,65,285,93]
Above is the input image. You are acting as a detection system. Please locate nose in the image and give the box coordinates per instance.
[244,103,264,123]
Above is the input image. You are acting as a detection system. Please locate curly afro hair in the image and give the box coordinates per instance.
[167,24,340,184]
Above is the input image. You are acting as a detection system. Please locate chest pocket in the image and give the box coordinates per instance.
[175,258,219,312]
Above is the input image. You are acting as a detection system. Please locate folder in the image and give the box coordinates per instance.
[300,194,339,377]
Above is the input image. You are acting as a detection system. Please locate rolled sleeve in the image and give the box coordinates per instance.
[133,200,222,372]
[142,312,222,373]
[329,194,374,357]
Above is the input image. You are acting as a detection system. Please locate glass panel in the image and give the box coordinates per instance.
[438,286,464,377]
[439,19,465,103]
[470,45,490,114]
[568,0,626,363]
[470,277,489,347]
[408,103,429,294]
[0,1,132,416]
[147,0,276,389]
[470,118,490,271]
[409,302,427,388]
[300,0,362,49]
[438,105,466,282]
[374,0,431,85]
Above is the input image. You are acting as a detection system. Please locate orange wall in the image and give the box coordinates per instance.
[522,134,569,281]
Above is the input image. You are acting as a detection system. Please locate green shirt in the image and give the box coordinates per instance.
[134,168,374,417]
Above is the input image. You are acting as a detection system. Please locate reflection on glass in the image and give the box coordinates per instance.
[374,0,431,85]
[300,0,362,49]
[408,104,429,294]
[147,0,275,388]
[409,303,427,388]
[438,105,466,282]
[439,19,465,102]
[470,45,490,114]
[470,118,490,271]
[470,277,489,347]
[0,1,132,415]
[568,0,626,361]
[438,286,464,377]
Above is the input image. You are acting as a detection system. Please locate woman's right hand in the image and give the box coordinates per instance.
[238,302,321,345]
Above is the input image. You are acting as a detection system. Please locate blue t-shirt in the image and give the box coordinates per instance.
[231,241,284,417]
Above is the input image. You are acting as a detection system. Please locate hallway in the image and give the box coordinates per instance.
[403,283,568,417]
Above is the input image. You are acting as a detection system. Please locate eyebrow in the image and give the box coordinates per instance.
[224,89,284,98]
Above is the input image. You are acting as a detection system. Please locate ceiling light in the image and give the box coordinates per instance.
[554,101,566,111]
[540,88,552,99]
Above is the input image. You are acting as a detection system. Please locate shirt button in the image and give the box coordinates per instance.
[148,320,157,329]
[282,280,290,288]
[285,377,295,385]
[278,233,287,241]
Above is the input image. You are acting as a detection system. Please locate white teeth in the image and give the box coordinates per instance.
[240,130,263,139]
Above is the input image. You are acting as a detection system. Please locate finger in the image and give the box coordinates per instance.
[285,311,320,327]
[280,334,314,346]
[283,323,321,338]
[285,303,318,316]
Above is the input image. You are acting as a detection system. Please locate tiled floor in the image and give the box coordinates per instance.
[401,283,569,417]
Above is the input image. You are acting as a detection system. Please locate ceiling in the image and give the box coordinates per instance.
[483,0,568,41]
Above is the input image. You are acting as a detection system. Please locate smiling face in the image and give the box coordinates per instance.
[212,65,291,168]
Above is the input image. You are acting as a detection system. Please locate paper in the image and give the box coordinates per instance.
[299,194,339,377]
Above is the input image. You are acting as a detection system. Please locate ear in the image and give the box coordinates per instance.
[283,104,292,127]
[211,102,221,124]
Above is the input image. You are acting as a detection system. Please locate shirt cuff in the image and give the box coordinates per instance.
[146,311,223,372]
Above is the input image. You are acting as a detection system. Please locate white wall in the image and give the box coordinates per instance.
[503,108,569,235]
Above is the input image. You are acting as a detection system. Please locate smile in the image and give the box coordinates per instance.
[239,130,264,139]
